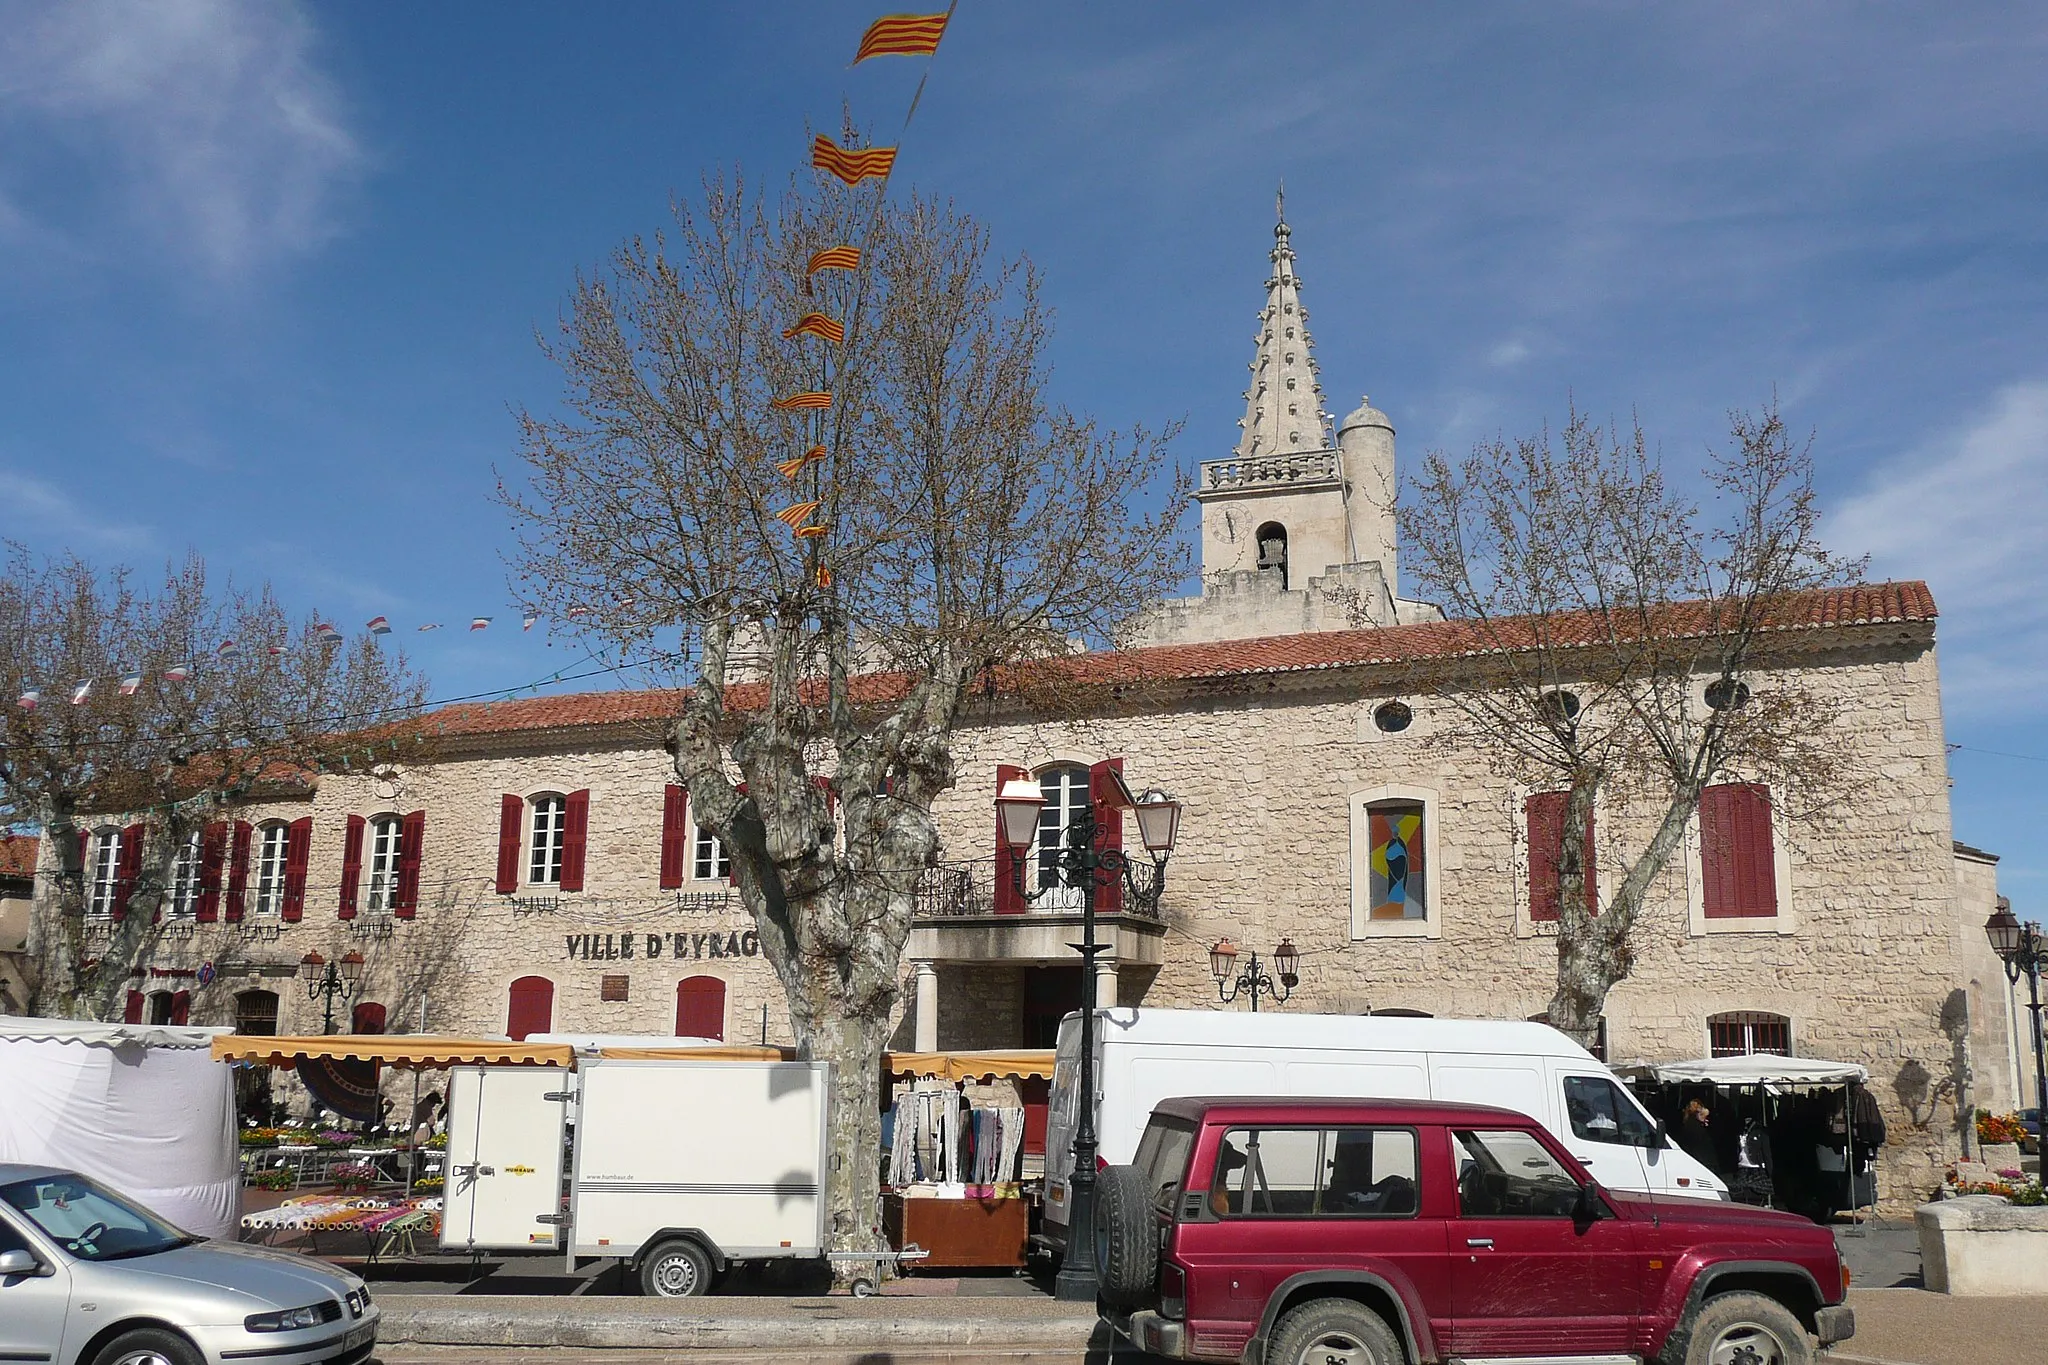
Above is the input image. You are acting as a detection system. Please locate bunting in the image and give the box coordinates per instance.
[215,640,241,661]
[118,672,143,697]
[782,311,846,343]
[69,682,91,706]
[770,391,834,411]
[777,445,829,480]
[816,566,833,589]
[794,523,828,539]
[17,690,38,711]
[853,12,950,63]
[367,616,392,635]
[522,614,539,632]
[313,623,344,645]
[418,623,443,632]
[806,245,861,275]
[162,663,191,683]
[811,134,897,186]
[471,617,492,631]
[775,500,823,529]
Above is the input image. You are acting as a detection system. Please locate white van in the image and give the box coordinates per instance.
[1041,1008,1725,1252]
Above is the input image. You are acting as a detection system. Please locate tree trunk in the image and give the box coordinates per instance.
[798,1009,891,1263]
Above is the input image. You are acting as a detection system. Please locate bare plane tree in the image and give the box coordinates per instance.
[0,546,428,1020]
[1398,403,1864,1047]
[501,171,1189,1262]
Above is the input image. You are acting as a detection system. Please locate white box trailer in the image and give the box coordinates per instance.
[441,1056,828,1295]
[1041,1008,1729,1252]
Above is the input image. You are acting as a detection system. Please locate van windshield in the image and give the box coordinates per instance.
[1132,1117,1197,1213]
[0,1174,195,1262]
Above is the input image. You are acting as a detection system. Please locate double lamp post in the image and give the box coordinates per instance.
[995,771,1181,1302]
[298,949,364,1035]
[1985,903,2048,1129]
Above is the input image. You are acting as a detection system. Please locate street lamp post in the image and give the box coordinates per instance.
[1209,938,1300,1012]
[995,772,1180,1303]
[299,950,365,1035]
[1985,904,2048,1124]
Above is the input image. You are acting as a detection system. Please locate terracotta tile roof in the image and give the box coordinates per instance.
[0,835,36,880]
[412,581,1934,742]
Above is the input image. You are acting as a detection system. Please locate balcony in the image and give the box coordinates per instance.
[906,860,1166,968]
[1197,448,1340,497]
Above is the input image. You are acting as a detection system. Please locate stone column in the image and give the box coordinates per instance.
[1095,957,1121,1012]
[913,961,939,1051]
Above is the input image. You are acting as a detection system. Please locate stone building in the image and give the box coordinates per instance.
[25,213,2006,1204]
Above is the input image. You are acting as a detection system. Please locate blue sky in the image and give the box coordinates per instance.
[2,2,2044,896]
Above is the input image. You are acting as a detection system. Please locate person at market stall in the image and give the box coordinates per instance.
[1678,1099,1719,1173]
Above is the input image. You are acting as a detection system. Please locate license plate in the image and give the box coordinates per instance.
[344,1323,376,1352]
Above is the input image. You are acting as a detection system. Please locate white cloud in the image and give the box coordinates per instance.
[1831,381,2048,718]
[0,467,154,551]
[0,0,361,276]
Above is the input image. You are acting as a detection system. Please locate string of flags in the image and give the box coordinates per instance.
[769,7,953,586]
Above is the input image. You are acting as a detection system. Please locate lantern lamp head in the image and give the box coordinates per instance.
[298,950,325,985]
[1209,938,1239,982]
[995,776,1045,852]
[1274,938,1301,988]
[338,950,366,984]
[1133,789,1183,854]
[1986,905,2025,959]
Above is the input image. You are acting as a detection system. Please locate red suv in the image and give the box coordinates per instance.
[1096,1097,1852,1365]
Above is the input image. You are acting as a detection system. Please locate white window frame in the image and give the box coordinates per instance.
[1028,764,1090,913]
[691,822,731,882]
[86,827,122,918]
[1348,784,1441,940]
[166,832,201,919]
[528,794,567,887]
[251,822,290,918]
[1683,781,1797,937]
[365,814,404,913]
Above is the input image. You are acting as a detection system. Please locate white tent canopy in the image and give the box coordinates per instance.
[0,1015,239,1238]
[1638,1055,1868,1087]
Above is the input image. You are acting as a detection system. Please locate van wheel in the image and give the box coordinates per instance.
[1092,1164,1160,1309]
[1678,1291,1812,1365]
[639,1238,714,1297]
[1268,1299,1406,1365]
[91,1328,204,1365]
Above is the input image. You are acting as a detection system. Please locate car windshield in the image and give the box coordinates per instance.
[0,1174,194,1262]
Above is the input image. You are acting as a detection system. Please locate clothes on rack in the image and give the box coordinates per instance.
[885,1083,1026,1188]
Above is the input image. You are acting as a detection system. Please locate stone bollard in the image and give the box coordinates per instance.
[1916,1195,2048,1294]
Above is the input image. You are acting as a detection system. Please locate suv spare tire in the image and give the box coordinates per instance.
[1093,1163,1160,1308]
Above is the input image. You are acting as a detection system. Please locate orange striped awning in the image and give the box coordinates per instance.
[212,1035,572,1069]
[886,1049,1056,1082]
[812,134,898,186]
[854,13,950,63]
[782,312,846,343]
[770,391,834,411]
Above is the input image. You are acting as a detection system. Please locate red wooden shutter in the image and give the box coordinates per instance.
[495,794,523,894]
[394,810,426,917]
[123,990,144,1024]
[560,789,590,892]
[506,976,554,1041]
[993,764,1027,915]
[660,785,689,890]
[110,822,145,922]
[224,821,253,922]
[1525,792,1597,922]
[675,976,727,1040]
[169,990,190,1026]
[1701,782,1777,918]
[812,774,838,813]
[280,817,312,922]
[337,815,365,920]
[352,1002,387,1034]
[1089,759,1125,916]
[195,822,226,923]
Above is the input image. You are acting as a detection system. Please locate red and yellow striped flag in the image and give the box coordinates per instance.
[781,312,846,343]
[854,13,950,63]
[812,134,897,186]
[806,245,860,275]
[816,565,833,588]
[775,500,823,528]
[793,523,828,539]
[777,445,828,480]
[770,391,834,411]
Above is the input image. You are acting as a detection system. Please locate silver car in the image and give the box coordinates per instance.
[0,1163,378,1365]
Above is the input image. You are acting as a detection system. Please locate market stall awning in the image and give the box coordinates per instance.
[2,1016,229,1051]
[886,1049,1056,1082]
[211,1034,572,1069]
[1636,1055,1868,1086]
[595,1045,795,1062]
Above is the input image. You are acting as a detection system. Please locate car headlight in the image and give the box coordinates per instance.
[245,1303,332,1333]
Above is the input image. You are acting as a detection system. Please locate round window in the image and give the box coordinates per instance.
[1373,701,1413,733]
[1705,678,1751,711]
[1538,690,1582,724]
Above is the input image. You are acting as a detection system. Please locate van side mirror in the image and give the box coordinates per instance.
[0,1249,41,1277]
[1642,1120,1668,1151]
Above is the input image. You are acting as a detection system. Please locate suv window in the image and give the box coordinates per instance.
[1210,1126,1419,1218]
[1563,1075,1659,1146]
[1133,1117,1197,1212]
[1454,1128,1581,1218]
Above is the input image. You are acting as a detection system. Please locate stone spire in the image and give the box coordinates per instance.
[1234,190,1331,461]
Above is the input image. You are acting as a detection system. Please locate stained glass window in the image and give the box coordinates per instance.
[1368,801,1426,921]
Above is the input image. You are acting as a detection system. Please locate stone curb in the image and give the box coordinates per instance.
[376,1297,1104,1351]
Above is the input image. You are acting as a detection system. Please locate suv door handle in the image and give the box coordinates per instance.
[1466,1238,1494,1248]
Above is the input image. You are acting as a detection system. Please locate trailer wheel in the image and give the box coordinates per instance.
[1093,1163,1160,1309]
[639,1237,714,1297]
[851,1276,878,1298]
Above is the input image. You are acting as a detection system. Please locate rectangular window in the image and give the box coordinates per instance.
[365,816,404,912]
[1700,782,1777,918]
[529,796,566,885]
[167,834,201,919]
[1562,1075,1659,1147]
[1031,767,1090,911]
[1709,1011,1792,1058]
[1368,802,1426,921]
[86,830,121,918]
[691,823,730,882]
[252,824,290,917]
[1132,1117,1197,1214]
[1210,1126,1420,1219]
[1453,1128,1581,1218]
